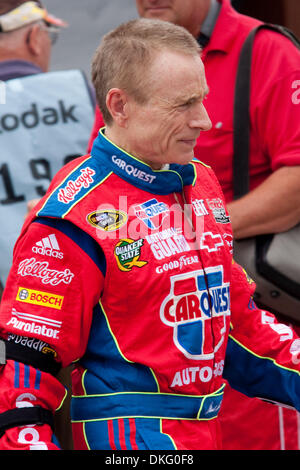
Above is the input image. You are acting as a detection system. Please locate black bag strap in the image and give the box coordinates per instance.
[0,406,54,439]
[233,24,300,200]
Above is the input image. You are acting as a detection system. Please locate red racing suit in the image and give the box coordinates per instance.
[0,129,300,450]
[87,0,300,450]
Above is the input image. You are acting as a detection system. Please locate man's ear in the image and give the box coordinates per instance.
[26,23,43,56]
[106,88,130,127]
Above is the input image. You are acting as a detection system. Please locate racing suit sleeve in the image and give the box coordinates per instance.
[0,217,105,449]
[223,260,300,410]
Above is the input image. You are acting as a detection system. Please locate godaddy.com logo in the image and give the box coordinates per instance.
[0,80,6,104]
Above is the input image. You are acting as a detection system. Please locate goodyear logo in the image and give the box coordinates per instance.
[114,239,148,272]
[16,287,64,310]
[87,210,127,232]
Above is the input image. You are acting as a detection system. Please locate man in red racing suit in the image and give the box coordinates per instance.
[0,18,300,450]
[0,127,300,450]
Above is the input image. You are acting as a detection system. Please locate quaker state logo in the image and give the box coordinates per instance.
[114,239,148,272]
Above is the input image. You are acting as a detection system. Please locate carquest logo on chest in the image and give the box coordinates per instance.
[160,266,230,360]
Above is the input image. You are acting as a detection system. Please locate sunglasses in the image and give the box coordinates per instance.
[43,23,60,45]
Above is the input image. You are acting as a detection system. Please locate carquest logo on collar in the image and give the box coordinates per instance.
[112,155,156,184]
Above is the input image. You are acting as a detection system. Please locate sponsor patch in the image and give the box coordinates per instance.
[200,232,224,252]
[206,198,230,224]
[8,334,57,359]
[17,258,74,286]
[57,167,96,204]
[16,287,64,310]
[6,308,62,339]
[145,227,191,260]
[160,267,230,360]
[191,199,209,217]
[155,255,199,274]
[134,199,169,230]
[32,234,64,259]
[223,233,233,253]
[111,155,156,184]
[87,210,128,231]
[114,239,147,272]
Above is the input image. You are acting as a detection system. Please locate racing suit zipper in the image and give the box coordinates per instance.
[173,191,217,386]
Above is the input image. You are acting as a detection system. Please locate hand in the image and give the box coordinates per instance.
[27,198,41,214]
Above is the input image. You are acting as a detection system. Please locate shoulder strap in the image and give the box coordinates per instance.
[233,24,300,200]
[0,406,54,439]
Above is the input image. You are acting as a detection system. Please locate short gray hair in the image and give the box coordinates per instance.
[91,18,201,125]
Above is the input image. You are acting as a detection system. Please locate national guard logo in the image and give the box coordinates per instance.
[114,239,148,272]
[160,266,231,360]
[87,210,128,231]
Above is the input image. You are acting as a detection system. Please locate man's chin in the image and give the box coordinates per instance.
[143,8,174,22]
[171,152,194,166]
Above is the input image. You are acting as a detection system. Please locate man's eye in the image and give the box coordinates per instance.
[179,100,193,108]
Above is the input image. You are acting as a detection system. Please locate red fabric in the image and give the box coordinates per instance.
[198,0,300,203]
[0,360,65,450]
[203,0,300,449]
[220,387,300,450]
[1,137,300,448]
[85,0,300,451]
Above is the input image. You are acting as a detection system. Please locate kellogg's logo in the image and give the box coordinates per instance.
[160,267,230,360]
[17,258,74,286]
[57,167,96,204]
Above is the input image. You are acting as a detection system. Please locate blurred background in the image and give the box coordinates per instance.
[47,0,300,77]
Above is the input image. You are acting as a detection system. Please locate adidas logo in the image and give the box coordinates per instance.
[32,234,64,259]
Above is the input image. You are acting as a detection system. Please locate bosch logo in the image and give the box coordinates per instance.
[18,289,29,300]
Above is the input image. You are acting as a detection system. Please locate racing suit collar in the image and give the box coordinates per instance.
[90,128,197,195]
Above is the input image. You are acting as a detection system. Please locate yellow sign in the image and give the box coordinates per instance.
[16,287,64,310]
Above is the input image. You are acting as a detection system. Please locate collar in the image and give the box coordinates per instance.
[203,0,241,54]
[0,59,42,81]
[91,128,197,195]
[197,0,221,47]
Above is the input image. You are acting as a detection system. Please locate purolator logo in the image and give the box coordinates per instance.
[160,266,230,360]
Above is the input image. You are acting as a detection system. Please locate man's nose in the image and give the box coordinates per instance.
[189,103,212,131]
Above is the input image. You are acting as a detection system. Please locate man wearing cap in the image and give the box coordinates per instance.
[0,1,95,294]
[0,0,65,79]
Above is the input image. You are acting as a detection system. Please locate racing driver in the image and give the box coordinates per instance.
[0,18,300,450]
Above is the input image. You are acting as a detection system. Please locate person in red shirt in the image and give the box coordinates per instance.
[88,0,300,450]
